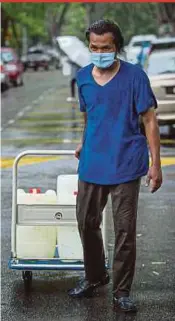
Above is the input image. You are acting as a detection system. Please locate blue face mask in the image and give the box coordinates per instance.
[91,52,116,69]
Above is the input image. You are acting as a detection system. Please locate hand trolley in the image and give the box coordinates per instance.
[8,150,109,287]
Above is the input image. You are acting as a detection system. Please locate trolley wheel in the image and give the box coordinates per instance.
[22,271,32,286]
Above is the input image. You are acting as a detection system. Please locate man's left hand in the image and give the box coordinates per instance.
[146,165,162,193]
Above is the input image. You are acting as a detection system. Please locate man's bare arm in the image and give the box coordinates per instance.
[142,108,162,192]
[142,108,160,167]
[75,112,87,159]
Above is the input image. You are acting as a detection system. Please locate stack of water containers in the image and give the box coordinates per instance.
[16,175,83,262]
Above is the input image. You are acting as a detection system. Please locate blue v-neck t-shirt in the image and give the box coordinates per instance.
[76,60,157,185]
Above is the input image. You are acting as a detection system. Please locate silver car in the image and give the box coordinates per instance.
[146,49,175,125]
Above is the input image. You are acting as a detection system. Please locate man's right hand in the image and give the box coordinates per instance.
[75,144,83,159]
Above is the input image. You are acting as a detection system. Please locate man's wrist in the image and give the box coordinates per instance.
[151,161,161,168]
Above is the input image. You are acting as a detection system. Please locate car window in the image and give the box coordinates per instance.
[151,41,175,52]
[133,41,151,47]
[1,51,14,63]
[132,41,142,47]
[147,52,175,75]
[28,50,44,54]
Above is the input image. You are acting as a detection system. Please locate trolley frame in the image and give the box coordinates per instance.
[9,150,109,272]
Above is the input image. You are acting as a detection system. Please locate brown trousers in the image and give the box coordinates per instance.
[76,179,140,297]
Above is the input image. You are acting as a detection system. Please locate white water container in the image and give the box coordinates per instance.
[16,225,57,259]
[56,175,83,261]
[57,175,78,205]
[57,225,83,261]
[17,189,57,204]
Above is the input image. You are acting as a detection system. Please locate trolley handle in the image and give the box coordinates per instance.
[13,149,75,190]
[13,149,75,169]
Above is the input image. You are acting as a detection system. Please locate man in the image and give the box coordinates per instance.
[68,20,162,313]
[66,62,80,103]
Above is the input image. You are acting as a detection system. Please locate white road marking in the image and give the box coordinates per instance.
[17,111,24,117]
[48,88,54,93]
[63,139,71,143]
[142,264,145,267]
[24,106,32,111]
[137,234,142,237]
[8,119,15,124]
[152,262,166,265]
[153,271,159,276]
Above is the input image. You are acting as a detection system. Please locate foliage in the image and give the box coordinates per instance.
[1,2,173,50]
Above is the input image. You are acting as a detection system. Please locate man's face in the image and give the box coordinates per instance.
[89,32,116,54]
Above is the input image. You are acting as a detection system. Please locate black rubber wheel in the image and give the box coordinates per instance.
[22,270,32,280]
[22,271,32,287]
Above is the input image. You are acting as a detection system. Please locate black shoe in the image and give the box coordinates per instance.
[113,296,137,313]
[68,272,110,298]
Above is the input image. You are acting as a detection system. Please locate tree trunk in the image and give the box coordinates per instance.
[1,7,10,46]
[45,3,70,44]
[55,3,70,37]
[157,3,175,36]
[85,3,108,27]
[11,20,21,55]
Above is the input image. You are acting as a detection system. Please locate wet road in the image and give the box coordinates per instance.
[1,70,175,321]
[1,69,67,129]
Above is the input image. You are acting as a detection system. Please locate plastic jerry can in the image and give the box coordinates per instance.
[56,225,83,261]
[57,175,78,205]
[17,189,57,204]
[16,225,57,259]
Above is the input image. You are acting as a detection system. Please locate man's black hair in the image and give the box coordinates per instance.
[86,19,124,53]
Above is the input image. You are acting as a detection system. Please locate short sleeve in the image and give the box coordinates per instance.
[76,75,86,112]
[134,69,157,115]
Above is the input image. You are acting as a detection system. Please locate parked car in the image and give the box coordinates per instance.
[0,47,24,87]
[21,47,51,71]
[45,46,61,69]
[0,58,10,91]
[126,34,157,64]
[146,49,175,125]
[149,37,175,54]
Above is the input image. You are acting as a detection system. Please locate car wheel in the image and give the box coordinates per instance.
[5,82,9,90]
[13,75,23,87]
[34,66,38,71]
[1,83,5,92]
[19,77,24,86]
[55,63,60,70]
